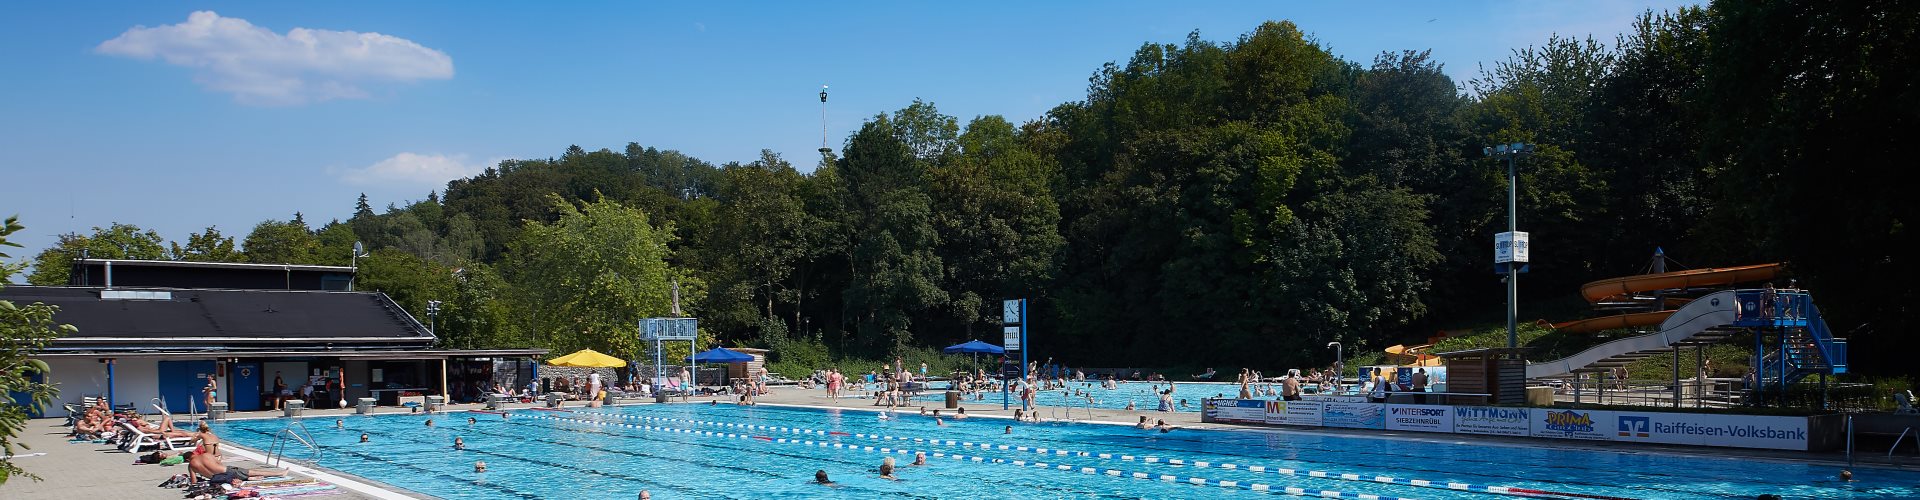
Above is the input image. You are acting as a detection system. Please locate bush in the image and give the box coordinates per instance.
[765,336,830,380]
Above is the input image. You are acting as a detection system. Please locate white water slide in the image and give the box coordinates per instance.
[1526,290,1741,379]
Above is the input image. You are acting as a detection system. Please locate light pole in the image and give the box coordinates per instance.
[1485,142,1534,349]
[426,300,443,339]
[819,85,832,155]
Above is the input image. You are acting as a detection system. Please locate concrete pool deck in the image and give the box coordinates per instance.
[9,390,1916,499]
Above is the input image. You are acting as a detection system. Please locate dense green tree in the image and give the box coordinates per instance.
[838,117,947,353]
[1699,0,1920,374]
[241,216,318,264]
[26,223,167,285]
[168,226,240,262]
[1,216,74,484]
[502,195,681,358]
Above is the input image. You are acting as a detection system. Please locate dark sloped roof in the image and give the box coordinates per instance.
[0,286,434,348]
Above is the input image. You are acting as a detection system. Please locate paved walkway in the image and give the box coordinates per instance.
[0,418,374,500]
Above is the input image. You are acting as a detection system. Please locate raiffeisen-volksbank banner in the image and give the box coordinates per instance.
[1609,411,1808,449]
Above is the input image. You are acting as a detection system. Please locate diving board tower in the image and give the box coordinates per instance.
[640,280,698,401]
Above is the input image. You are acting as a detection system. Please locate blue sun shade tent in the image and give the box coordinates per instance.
[942,340,1005,355]
[689,347,755,363]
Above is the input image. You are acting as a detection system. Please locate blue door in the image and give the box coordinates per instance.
[230,363,262,411]
[157,360,217,414]
[7,370,43,419]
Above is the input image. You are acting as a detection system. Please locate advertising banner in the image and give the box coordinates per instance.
[1385,404,1455,433]
[1201,399,1267,424]
[1265,400,1322,426]
[1321,402,1386,429]
[1605,411,1808,450]
[1532,408,1613,441]
[1453,406,1530,437]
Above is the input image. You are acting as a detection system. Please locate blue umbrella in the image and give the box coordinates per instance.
[689,347,755,363]
[943,340,1005,354]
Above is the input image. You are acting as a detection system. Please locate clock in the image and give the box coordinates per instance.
[1003,299,1022,324]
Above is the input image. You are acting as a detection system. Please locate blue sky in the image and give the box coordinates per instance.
[0,1,1697,271]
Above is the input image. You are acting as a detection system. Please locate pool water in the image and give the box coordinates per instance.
[215,404,1920,499]
[868,380,1260,413]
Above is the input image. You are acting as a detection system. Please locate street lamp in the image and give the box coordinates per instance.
[1484,142,1535,349]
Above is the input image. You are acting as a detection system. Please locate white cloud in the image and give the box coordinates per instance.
[96,11,453,106]
[335,153,490,188]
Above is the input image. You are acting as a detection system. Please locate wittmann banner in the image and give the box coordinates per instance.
[1321,402,1386,429]
[1265,400,1322,426]
[1606,411,1809,450]
[1201,399,1267,424]
[1384,404,1454,433]
[1532,408,1613,441]
[1453,406,1530,437]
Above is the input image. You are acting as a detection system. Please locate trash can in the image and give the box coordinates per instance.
[208,402,229,421]
[546,393,564,408]
[945,391,960,409]
[485,393,504,410]
[426,395,446,413]
[282,400,305,418]
[655,391,669,403]
[357,397,376,415]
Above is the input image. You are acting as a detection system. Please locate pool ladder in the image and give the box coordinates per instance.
[267,420,321,467]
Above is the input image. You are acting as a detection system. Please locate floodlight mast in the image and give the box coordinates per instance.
[819,85,832,155]
[1485,143,1534,350]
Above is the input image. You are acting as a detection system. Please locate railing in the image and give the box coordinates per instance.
[1552,376,1745,409]
[267,419,321,467]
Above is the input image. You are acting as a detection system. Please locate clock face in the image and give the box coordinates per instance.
[1003,300,1021,324]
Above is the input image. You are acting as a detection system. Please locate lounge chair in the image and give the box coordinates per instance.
[1900,391,1919,414]
[117,421,193,452]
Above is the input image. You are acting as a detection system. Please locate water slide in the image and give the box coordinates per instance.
[1526,290,1740,378]
[1579,263,1781,303]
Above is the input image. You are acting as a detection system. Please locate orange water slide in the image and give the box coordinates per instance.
[1578,263,1782,303]
[1548,310,1673,334]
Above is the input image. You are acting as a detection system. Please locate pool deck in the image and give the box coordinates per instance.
[10,391,1917,499]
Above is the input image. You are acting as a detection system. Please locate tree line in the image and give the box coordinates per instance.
[24,3,1919,375]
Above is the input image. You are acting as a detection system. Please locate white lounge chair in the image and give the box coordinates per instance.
[117,421,193,452]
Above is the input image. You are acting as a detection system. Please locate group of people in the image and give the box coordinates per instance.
[67,398,291,497]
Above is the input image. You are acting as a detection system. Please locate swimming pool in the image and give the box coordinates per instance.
[214,404,1920,499]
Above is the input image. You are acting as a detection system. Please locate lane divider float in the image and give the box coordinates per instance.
[519,412,1414,500]
[565,409,1572,499]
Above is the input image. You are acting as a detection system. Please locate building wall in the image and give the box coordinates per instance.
[42,357,162,418]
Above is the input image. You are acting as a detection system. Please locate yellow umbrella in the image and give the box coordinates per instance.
[546,349,628,368]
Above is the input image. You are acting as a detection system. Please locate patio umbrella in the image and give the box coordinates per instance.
[941,340,1005,354]
[547,349,628,368]
[942,340,1006,375]
[688,347,755,363]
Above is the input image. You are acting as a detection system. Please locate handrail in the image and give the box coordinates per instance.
[267,420,321,467]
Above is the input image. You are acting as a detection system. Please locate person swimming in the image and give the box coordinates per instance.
[335,419,344,429]
[911,451,927,466]
[879,457,899,480]
[474,461,487,473]
[1135,415,1151,429]
[468,417,477,425]
[454,436,465,450]
[814,469,836,486]
[360,433,370,443]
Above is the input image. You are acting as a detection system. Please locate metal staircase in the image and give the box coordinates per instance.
[1743,291,1848,404]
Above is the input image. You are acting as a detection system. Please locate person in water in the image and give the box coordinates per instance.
[454,436,465,450]
[879,457,899,480]
[814,469,836,486]
[911,451,927,466]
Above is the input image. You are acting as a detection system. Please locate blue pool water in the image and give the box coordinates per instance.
[214,404,1920,499]
[869,380,1256,412]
